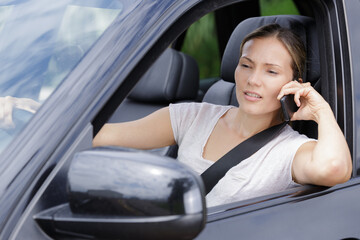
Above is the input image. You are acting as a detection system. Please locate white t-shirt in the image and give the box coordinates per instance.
[169,102,315,207]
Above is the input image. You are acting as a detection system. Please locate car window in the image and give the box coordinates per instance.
[259,0,299,15]
[39,5,120,101]
[181,12,221,80]
[0,0,124,152]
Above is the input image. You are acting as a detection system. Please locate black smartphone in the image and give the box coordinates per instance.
[280,94,299,122]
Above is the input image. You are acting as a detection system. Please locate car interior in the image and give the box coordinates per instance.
[106,14,320,158]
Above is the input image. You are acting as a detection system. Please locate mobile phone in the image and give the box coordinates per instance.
[280,94,299,122]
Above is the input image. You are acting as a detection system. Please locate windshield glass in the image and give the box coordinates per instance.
[0,0,124,152]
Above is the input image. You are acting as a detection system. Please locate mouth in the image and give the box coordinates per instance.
[244,91,262,99]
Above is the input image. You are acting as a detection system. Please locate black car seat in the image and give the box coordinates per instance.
[108,48,199,155]
[109,48,199,123]
[202,15,320,139]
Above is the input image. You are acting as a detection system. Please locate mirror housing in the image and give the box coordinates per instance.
[35,148,206,239]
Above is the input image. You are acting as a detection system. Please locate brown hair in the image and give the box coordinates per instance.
[239,24,306,80]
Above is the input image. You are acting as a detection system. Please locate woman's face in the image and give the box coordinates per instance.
[235,37,294,117]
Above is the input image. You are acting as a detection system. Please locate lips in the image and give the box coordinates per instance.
[245,92,261,98]
[244,91,262,99]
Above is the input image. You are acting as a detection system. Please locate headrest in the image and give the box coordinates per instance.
[128,48,199,103]
[221,15,319,84]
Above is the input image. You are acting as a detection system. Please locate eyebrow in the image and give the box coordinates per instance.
[241,56,254,63]
[240,56,282,68]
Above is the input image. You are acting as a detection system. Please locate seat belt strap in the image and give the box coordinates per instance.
[201,122,287,195]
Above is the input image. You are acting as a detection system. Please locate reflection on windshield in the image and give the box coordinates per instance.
[0,6,14,32]
[40,5,120,100]
[0,0,122,152]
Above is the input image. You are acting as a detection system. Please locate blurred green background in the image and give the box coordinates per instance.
[181,0,299,79]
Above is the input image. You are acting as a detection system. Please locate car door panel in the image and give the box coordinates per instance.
[197,182,360,239]
[10,124,93,240]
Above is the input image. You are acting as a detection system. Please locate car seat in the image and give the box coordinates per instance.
[108,48,199,155]
[202,15,320,139]
[109,48,199,122]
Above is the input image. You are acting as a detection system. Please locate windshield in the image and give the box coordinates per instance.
[0,0,124,152]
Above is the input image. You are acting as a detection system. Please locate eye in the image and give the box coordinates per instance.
[241,64,250,68]
[268,69,278,75]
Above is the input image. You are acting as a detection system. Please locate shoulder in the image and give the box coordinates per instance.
[278,125,315,144]
[267,125,316,161]
[259,125,316,187]
[169,102,231,145]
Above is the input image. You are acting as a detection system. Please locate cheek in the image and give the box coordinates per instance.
[234,66,248,87]
[234,66,241,83]
[264,79,290,107]
[266,77,291,95]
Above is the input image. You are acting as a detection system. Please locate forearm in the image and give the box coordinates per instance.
[93,122,161,149]
[311,104,352,185]
[93,123,120,147]
[93,107,176,149]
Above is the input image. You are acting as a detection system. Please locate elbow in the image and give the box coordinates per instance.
[317,157,352,187]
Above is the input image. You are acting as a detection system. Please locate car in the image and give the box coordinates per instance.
[0,0,359,239]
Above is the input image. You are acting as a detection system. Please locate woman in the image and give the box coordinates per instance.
[93,24,352,207]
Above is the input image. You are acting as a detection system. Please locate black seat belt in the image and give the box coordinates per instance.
[201,122,287,195]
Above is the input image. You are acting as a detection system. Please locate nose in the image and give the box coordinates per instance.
[247,69,262,86]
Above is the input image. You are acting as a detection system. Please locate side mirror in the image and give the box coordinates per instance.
[35,148,206,240]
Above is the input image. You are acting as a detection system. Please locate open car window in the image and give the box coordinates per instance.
[101,2,324,210]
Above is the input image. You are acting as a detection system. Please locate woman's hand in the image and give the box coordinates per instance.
[277,81,331,123]
[278,81,352,187]
[0,96,40,129]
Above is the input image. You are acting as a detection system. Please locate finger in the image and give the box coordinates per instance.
[283,81,310,91]
[277,87,302,100]
[296,81,311,87]
[3,97,15,128]
[283,80,302,89]
[14,98,40,113]
[278,80,306,99]
[295,87,313,106]
[294,89,302,107]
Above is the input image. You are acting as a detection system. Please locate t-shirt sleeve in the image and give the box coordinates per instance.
[169,102,202,145]
[284,130,317,187]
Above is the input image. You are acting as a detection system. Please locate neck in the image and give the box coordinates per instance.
[228,108,283,138]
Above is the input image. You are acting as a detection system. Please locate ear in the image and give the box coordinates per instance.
[297,78,303,83]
